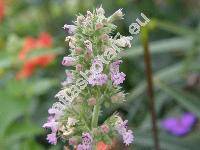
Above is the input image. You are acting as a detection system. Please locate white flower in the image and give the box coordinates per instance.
[67,117,78,126]
[63,24,76,35]
[115,36,132,48]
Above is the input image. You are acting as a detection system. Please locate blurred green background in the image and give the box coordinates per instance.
[0,0,199,149]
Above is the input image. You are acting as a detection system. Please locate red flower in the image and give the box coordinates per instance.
[0,0,4,22]
[97,141,111,150]
[19,32,53,60]
[16,32,55,80]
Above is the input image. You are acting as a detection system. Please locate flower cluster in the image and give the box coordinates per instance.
[16,32,55,79]
[43,6,134,149]
[115,119,134,146]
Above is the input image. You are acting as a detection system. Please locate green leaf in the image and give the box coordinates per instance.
[0,92,30,136]
[155,20,196,35]
[127,61,200,102]
[156,81,200,117]
[122,37,195,58]
[28,78,58,95]
[4,120,43,142]
[133,130,200,150]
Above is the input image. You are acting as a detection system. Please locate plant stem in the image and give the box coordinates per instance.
[141,27,160,150]
[91,104,101,128]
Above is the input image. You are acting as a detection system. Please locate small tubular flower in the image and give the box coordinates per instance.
[62,56,76,66]
[63,24,76,35]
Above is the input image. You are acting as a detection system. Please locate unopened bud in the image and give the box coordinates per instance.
[101,34,109,42]
[108,9,124,23]
[100,124,109,133]
[88,97,96,106]
[76,64,83,72]
[75,47,82,54]
[96,5,105,16]
[95,23,104,30]
[111,92,125,103]
[69,137,78,145]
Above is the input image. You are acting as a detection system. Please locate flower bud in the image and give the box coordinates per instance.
[95,23,104,30]
[96,6,105,16]
[88,97,96,106]
[100,124,109,133]
[75,47,82,54]
[108,9,124,23]
[76,64,83,72]
[111,92,125,103]
[101,34,109,42]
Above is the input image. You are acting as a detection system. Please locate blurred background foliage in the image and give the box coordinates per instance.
[0,0,199,149]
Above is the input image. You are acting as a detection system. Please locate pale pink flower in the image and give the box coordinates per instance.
[88,73,108,86]
[90,59,104,74]
[62,56,75,66]
[111,72,126,85]
[110,60,125,85]
[47,132,57,145]
[63,24,76,35]
[43,116,58,133]
[122,130,134,146]
[77,144,92,150]
[115,119,134,146]
[110,60,122,73]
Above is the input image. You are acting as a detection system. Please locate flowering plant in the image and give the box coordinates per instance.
[43,6,134,149]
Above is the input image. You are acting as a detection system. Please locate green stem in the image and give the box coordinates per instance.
[91,103,101,128]
[91,103,101,150]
